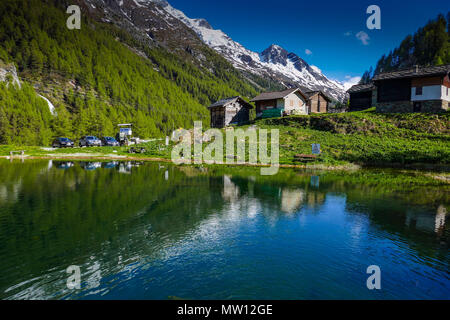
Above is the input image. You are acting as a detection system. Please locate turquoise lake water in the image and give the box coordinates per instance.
[0,160,448,300]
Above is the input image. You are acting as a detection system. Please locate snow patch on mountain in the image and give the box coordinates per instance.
[153,1,346,101]
[86,0,347,101]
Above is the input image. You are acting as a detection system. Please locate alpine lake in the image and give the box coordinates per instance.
[0,160,448,300]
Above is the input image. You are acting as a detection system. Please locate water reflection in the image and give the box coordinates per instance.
[406,205,447,235]
[102,161,118,169]
[0,160,448,300]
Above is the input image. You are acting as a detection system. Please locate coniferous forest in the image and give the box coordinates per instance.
[1,1,449,145]
[360,13,450,83]
[0,0,270,145]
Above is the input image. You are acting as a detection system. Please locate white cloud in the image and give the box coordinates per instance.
[305,49,313,55]
[344,31,352,36]
[342,76,361,91]
[310,65,322,74]
[356,31,370,45]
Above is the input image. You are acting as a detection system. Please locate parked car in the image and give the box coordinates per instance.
[54,161,75,170]
[79,162,102,171]
[79,136,101,147]
[52,137,74,148]
[102,161,118,169]
[101,136,120,147]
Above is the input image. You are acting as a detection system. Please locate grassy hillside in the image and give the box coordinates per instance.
[0,0,271,145]
[258,110,449,167]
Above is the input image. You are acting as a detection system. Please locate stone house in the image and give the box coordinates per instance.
[372,65,450,113]
[347,83,374,111]
[250,88,308,117]
[208,96,253,128]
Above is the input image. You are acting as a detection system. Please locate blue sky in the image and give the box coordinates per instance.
[168,0,450,86]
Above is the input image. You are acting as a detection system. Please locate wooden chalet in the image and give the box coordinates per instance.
[347,83,374,111]
[372,65,450,113]
[250,88,308,117]
[208,96,253,128]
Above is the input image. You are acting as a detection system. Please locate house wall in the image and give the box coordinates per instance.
[443,75,450,88]
[411,85,445,101]
[420,100,449,112]
[276,98,285,108]
[224,102,250,126]
[376,101,412,113]
[283,91,307,115]
[210,107,225,128]
[376,98,448,113]
[256,99,277,114]
[441,85,450,102]
[375,77,449,113]
[377,79,411,102]
[411,77,442,87]
[411,75,450,102]
[349,91,372,111]
[308,94,328,114]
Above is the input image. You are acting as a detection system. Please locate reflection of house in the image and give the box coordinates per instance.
[251,88,308,117]
[347,83,374,111]
[372,65,450,113]
[208,96,253,128]
[405,205,447,233]
[222,175,240,202]
[307,192,326,208]
[281,188,305,214]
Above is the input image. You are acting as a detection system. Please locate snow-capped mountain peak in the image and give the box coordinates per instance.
[156,2,346,101]
[82,0,347,101]
[261,45,289,65]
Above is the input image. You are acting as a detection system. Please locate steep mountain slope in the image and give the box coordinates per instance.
[0,0,282,145]
[0,0,347,146]
[81,0,346,101]
[152,0,347,101]
[76,0,282,92]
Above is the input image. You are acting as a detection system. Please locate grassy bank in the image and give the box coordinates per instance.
[0,110,449,172]
[255,110,450,168]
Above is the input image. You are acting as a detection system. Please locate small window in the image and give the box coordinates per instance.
[416,87,423,95]
[290,100,294,107]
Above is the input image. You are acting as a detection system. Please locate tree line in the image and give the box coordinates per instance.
[359,12,450,84]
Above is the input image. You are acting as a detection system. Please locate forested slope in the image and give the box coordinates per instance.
[360,13,450,83]
[0,0,268,145]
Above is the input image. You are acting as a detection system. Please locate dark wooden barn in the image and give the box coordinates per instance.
[347,83,374,111]
[208,96,253,128]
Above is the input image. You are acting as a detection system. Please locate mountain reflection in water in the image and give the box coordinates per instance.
[0,160,448,300]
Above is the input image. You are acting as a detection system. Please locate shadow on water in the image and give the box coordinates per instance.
[0,160,448,300]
